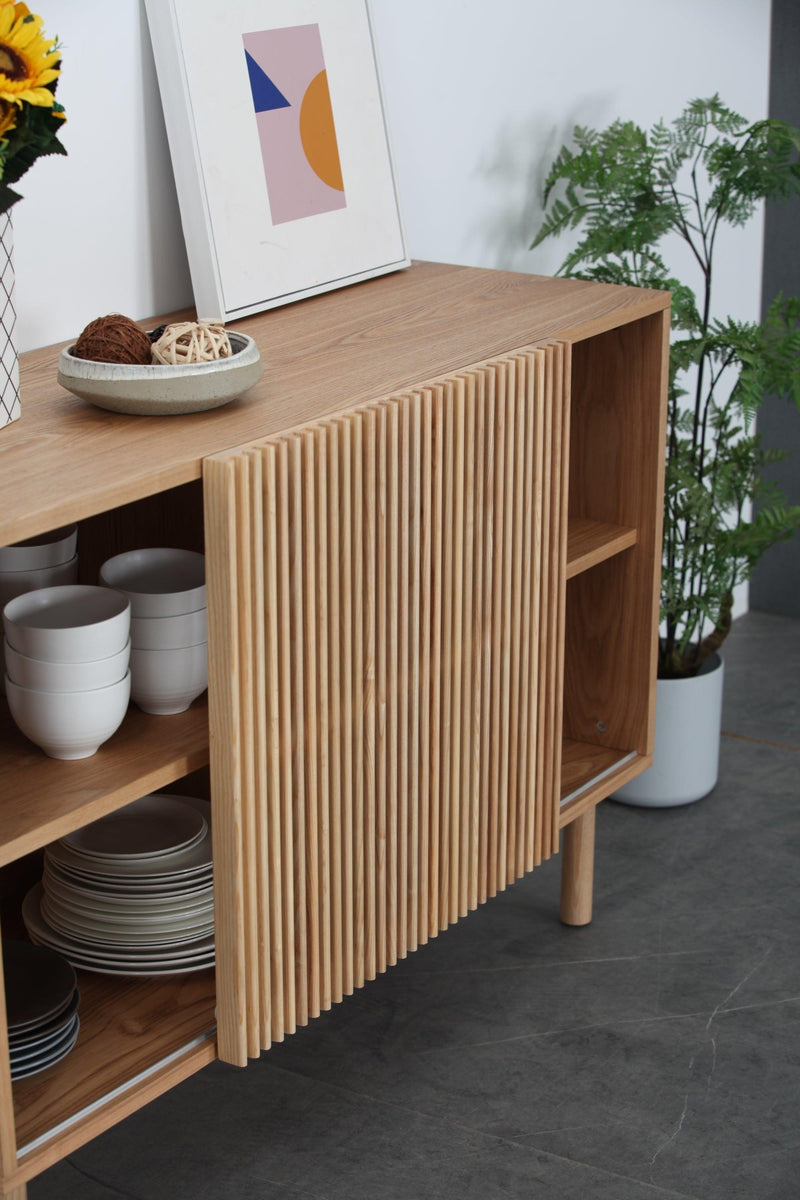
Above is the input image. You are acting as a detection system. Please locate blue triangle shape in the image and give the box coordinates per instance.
[245,50,291,112]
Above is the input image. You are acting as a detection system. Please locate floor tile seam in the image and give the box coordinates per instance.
[67,1148,328,1200]
[397,949,714,978]
[408,1008,709,1056]
[265,1062,703,1200]
[718,993,800,1016]
[65,1156,146,1200]
[721,729,800,753]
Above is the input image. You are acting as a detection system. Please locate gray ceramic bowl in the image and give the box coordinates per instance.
[57,331,263,416]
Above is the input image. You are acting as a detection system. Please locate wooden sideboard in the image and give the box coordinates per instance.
[0,261,669,1195]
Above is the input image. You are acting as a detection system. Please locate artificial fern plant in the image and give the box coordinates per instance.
[532,96,800,678]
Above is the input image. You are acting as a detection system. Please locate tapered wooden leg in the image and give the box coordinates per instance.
[560,806,595,926]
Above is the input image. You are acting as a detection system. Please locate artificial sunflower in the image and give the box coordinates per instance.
[0,1,60,109]
[0,2,66,213]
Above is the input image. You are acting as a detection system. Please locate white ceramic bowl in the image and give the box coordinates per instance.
[130,607,207,651]
[130,642,208,715]
[4,638,130,693]
[0,526,78,573]
[99,549,206,618]
[0,559,81,696]
[3,585,130,664]
[5,671,131,760]
[0,555,79,607]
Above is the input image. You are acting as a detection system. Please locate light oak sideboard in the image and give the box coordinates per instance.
[0,261,669,1196]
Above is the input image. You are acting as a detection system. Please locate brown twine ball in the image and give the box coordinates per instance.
[151,319,232,365]
[74,314,153,365]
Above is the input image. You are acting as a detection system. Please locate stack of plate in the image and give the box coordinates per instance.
[3,940,80,1080]
[23,794,214,977]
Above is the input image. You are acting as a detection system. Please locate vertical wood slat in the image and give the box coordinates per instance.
[260,445,284,1043]
[207,341,570,1063]
[386,401,400,968]
[417,389,434,947]
[524,350,546,874]
[398,396,413,959]
[245,449,270,1052]
[550,342,571,857]
[351,414,366,991]
[275,441,297,1034]
[288,435,309,1027]
[234,454,260,1059]
[0,915,20,1181]
[478,364,496,906]
[428,384,444,939]
[323,422,344,1005]
[203,456,247,1067]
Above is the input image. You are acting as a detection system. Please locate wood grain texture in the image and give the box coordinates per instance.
[205,343,571,1059]
[0,915,18,1183]
[13,970,215,1154]
[5,264,668,548]
[0,701,209,870]
[564,312,668,756]
[204,457,247,1067]
[560,807,596,926]
[1,268,671,1186]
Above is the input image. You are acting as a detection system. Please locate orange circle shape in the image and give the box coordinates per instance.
[299,69,344,192]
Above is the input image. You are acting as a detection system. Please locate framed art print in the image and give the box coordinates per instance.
[145,0,409,321]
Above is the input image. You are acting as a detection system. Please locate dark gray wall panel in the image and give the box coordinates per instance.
[752,0,800,617]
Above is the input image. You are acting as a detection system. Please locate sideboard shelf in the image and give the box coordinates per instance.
[13,969,215,1178]
[565,517,638,577]
[0,261,669,1197]
[0,699,209,869]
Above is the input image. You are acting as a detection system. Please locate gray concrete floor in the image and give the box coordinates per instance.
[30,611,800,1200]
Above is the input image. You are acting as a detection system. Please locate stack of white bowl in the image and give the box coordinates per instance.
[3,585,131,760]
[0,526,78,695]
[99,549,207,715]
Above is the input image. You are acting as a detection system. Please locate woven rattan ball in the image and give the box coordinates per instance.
[151,319,232,365]
[74,314,152,365]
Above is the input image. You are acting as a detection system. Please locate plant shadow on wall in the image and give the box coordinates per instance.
[472,102,607,274]
[531,95,800,681]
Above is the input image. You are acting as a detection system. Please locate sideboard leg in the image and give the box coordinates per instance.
[560,807,596,926]
[5,1184,28,1198]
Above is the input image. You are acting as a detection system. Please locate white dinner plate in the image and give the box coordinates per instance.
[42,876,214,923]
[61,794,207,862]
[47,825,212,879]
[43,854,212,892]
[41,896,214,946]
[24,885,215,967]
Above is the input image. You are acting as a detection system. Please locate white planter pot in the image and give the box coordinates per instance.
[612,653,724,807]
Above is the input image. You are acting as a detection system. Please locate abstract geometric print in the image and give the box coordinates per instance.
[243,24,346,226]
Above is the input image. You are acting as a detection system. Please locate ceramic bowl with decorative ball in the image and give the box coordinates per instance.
[57,331,262,416]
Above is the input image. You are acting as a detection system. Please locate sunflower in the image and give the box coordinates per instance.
[0,2,61,109]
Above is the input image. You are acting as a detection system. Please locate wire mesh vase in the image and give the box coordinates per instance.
[0,211,20,428]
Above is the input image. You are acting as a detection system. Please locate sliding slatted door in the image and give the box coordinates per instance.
[204,344,568,1067]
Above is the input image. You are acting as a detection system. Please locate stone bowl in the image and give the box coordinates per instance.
[56,331,263,416]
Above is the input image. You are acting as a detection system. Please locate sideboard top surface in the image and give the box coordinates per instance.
[0,261,669,543]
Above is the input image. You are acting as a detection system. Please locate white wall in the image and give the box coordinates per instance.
[14,0,770,353]
[14,1,769,619]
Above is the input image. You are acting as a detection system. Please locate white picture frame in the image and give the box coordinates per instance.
[144,0,409,321]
